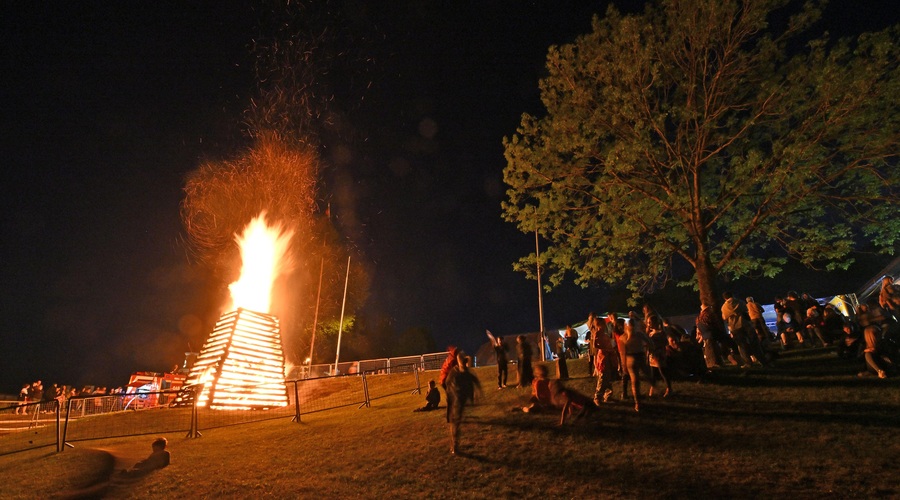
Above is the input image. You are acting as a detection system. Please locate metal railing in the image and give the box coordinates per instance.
[0,400,61,456]
[0,358,444,456]
[288,351,450,379]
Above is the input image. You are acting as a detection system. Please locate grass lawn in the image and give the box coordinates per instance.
[1,348,897,499]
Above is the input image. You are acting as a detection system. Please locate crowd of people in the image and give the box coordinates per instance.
[12,381,125,415]
[422,277,899,454]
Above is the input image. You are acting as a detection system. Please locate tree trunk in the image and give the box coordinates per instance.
[695,252,720,312]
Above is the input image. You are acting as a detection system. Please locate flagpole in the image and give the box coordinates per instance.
[333,255,351,375]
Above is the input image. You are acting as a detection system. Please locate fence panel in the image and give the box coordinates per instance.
[358,358,389,374]
[421,352,449,370]
[291,374,367,416]
[63,394,190,445]
[0,401,59,456]
[364,362,424,402]
[5,352,453,455]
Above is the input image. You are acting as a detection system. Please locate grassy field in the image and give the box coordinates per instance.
[1,349,898,499]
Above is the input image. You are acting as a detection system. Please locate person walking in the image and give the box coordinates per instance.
[622,318,652,412]
[445,352,481,454]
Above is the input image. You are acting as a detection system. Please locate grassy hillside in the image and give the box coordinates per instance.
[1,350,898,499]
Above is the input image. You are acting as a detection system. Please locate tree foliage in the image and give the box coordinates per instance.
[502,0,900,307]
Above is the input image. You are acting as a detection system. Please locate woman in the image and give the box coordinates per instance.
[622,317,652,412]
[647,322,674,398]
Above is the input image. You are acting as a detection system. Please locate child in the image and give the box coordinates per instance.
[414,380,441,412]
[122,437,170,477]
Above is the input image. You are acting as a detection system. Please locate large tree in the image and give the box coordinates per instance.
[503,0,900,309]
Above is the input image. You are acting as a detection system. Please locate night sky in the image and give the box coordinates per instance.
[1,1,896,394]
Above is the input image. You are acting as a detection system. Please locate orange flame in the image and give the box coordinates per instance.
[227,212,294,314]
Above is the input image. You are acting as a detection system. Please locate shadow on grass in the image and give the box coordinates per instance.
[656,395,900,428]
[701,349,898,388]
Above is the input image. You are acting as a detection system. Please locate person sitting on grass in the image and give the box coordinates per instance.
[777,311,802,349]
[836,322,862,360]
[413,380,441,412]
[522,365,553,413]
[121,437,170,477]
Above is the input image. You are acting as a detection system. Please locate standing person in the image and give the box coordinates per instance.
[555,338,569,380]
[445,353,481,455]
[622,318,652,412]
[696,303,724,368]
[586,312,599,376]
[15,383,29,415]
[785,292,808,344]
[643,304,663,338]
[30,381,44,413]
[493,336,509,389]
[438,346,459,389]
[610,317,629,399]
[592,314,618,405]
[647,321,674,398]
[605,313,623,376]
[564,326,580,359]
[516,335,534,388]
[746,297,772,345]
[721,292,755,366]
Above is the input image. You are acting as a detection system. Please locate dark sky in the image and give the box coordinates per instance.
[1,1,895,393]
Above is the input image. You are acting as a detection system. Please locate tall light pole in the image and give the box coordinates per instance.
[535,229,546,362]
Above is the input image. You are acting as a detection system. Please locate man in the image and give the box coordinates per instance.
[696,303,724,369]
[493,336,509,389]
[564,325,580,359]
[721,292,756,366]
